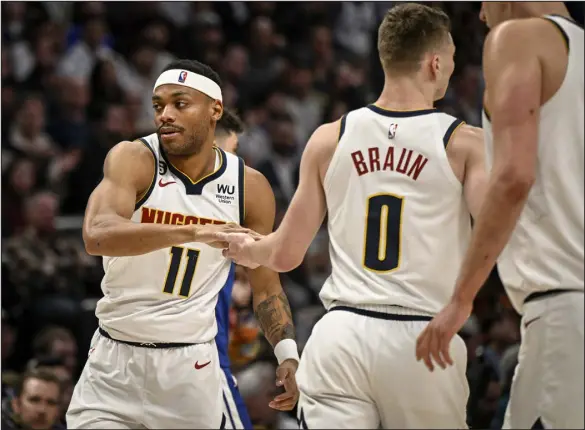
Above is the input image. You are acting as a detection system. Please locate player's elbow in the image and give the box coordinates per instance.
[496,166,535,202]
[83,228,101,256]
[83,220,106,256]
[271,248,303,273]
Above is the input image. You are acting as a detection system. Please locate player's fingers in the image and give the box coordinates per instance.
[440,337,454,367]
[428,329,446,370]
[269,398,296,411]
[275,367,289,387]
[273,391,294,402]
[415,328,431,363]
[417,328,435,371]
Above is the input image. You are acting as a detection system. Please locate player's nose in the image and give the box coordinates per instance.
[159,106,176,124]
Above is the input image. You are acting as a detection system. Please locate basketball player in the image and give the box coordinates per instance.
[219,4,488,428]
[416,3,584,429]
[214,109,254,429]
[66,60,299,429]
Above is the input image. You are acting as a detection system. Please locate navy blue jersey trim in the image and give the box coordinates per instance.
[134,138,157,210]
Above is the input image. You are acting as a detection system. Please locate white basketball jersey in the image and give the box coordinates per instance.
[321,106,472,315]
[483,15,584,312]
[96,133,244,343]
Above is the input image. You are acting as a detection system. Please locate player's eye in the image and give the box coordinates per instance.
[175,101,187,109]
[152,104,161,112]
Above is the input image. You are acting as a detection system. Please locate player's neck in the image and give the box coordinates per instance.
[166,142,218,183]
[375,78,435,111]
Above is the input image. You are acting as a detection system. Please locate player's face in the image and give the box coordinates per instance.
[152,84,222,156]
[480,2,511,29]
[432,33,456,101]
[215,131,239,154]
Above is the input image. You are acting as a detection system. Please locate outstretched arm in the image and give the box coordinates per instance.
[84,140,247,256]
[227,121,338,272]
[242,166,299,411]
[83,140,195,256]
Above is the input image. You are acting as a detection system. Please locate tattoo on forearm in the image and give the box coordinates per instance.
[254,291,295,346]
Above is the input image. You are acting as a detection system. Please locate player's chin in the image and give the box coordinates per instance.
[160,131,183,144]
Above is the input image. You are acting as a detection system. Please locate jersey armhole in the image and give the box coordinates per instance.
[237,156,246,225]
[323,113,349,194]
[134,138,158,211]
[443,118,465,149]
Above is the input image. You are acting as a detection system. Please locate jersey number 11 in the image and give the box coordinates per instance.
[162,246,201,297]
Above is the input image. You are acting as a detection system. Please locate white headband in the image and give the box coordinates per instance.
[153,69,222,102]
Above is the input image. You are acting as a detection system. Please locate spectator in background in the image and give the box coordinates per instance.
[2,157,37,238]
[236,361,297,430]
[256,113,299,203]
[26,357,74,428]
[57,17,112,82]
[87,59,126,121]
[31,327,78,379]
[2,369,64,430]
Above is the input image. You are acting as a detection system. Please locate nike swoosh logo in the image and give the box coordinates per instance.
[524,316,541,328]
[159,179,176,187]
[194,360,211,370]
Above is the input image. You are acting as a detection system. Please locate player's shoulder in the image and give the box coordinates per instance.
[103,139,156,182]
[486,18,560,59]
[107,139,155,163]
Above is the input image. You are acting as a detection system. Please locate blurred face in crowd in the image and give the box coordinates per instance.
[12,377,61,430]
[250,17,274,53]
[26,193,58,233]
[289,67,314,97]
[152,83,222,156]
[215,131,239,154]
[132,45,157,76]
[224,45,249,81]
[49,337,78,376]
[17,97,45,137]
[83,19,106,49]
[270,119,296,157]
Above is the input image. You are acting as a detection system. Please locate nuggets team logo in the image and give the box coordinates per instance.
[388,123,398,139]
[178,71,188,83]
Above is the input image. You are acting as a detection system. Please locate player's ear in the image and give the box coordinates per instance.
[430,54,441,82]
[211,101,223,122]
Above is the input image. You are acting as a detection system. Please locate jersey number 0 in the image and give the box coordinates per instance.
[363,194,403,272]
[162,246,201,297]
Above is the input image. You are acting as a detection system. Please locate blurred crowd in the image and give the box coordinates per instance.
[3,2,581,429]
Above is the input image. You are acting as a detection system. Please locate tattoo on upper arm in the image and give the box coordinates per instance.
[254,291,295,346]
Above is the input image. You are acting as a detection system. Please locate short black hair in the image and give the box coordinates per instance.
[162,59,222,87]
[216,108,245,136]
[15,368,62,398]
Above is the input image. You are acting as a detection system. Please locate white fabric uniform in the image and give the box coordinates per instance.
[297,106,471,429]
[482,15,584,429]
[67,133,245,429]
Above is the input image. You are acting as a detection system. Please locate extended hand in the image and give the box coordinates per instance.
[415,299,472,371]
[217,232,261,269]
[194,223,252,249]
[270,359,299,411]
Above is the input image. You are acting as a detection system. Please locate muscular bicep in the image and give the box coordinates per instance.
[484,22,541,184]
[83,141,155,232]
[459,126,489,219]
